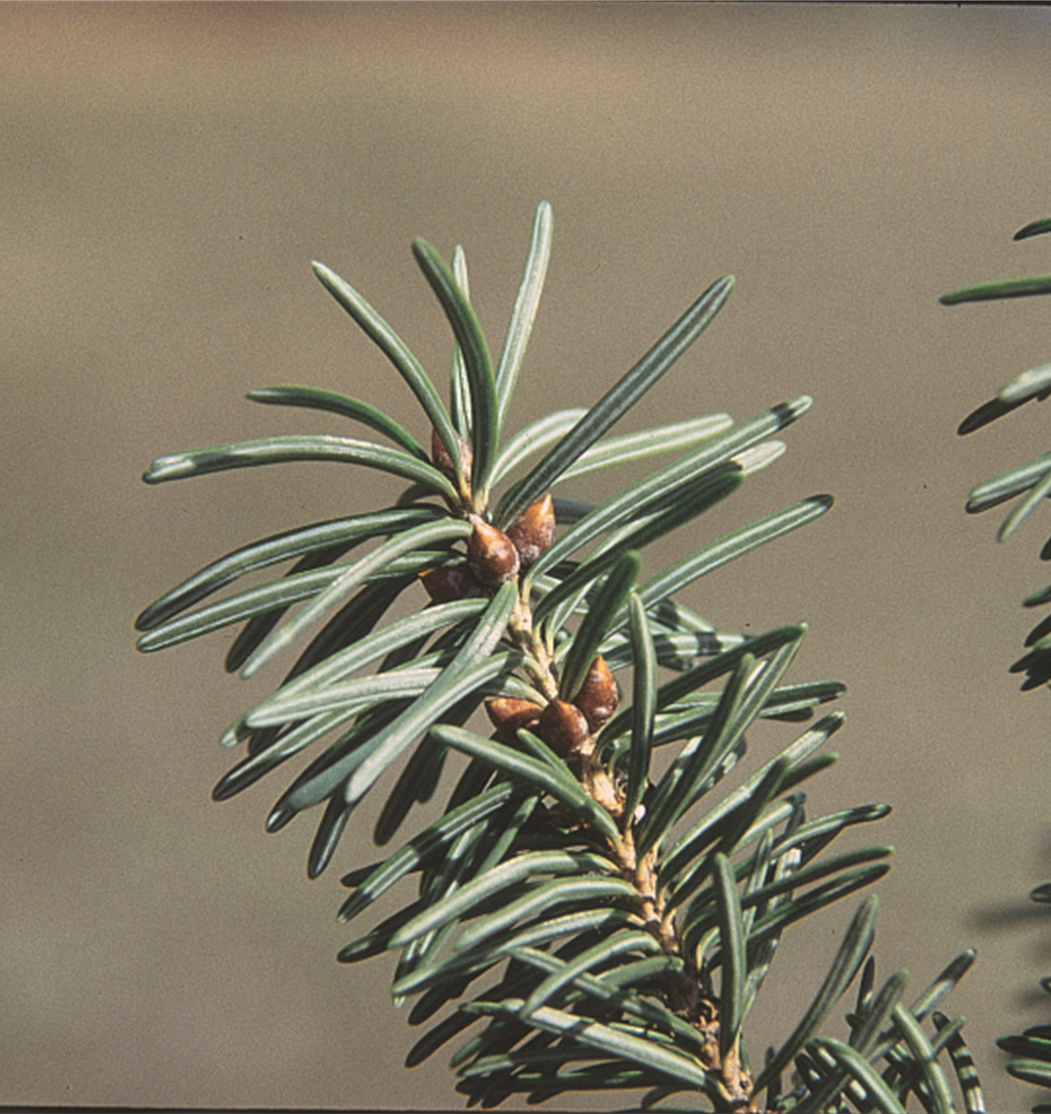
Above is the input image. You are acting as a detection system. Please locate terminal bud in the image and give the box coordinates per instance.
[419,564,484,603]
[573,655,618,731]
[431,426,472,482]
[506,493,555,568]
[468,517,521,586]
[485,697,543,739]
[538,699,590,756]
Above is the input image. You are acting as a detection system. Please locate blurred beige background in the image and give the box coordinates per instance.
[4,3,1051,1110]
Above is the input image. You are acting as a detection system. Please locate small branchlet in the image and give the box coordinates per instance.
[137,205,923,1114]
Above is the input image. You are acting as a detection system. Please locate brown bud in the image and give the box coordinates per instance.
[419,564,484,603]
[467,517,520,586]
[572,655,619,732]
[431,427,472,482]
[485,697,543,738]
[506,493,556,569]
[538,699,590,756]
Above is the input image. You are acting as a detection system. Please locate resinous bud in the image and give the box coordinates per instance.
[467,517,521,586]
[419,564,484,603]
[506,493,555,568]
[572,655,619,731]
[431,426,472,482]
[485,697,543,738]
[538,699,590,756]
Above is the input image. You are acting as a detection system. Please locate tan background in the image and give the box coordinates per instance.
[4,3,1051,1110]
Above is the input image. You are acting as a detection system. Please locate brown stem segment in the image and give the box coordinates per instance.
[450,490,751,1107]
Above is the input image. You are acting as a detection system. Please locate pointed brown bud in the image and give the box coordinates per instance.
[538,699,590,756]
[506,493,556,569]
[467,517,520,586]
[572,655,619,732]
[485,697,543,738]
[431,427,473,484]
[419,564,484,603]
